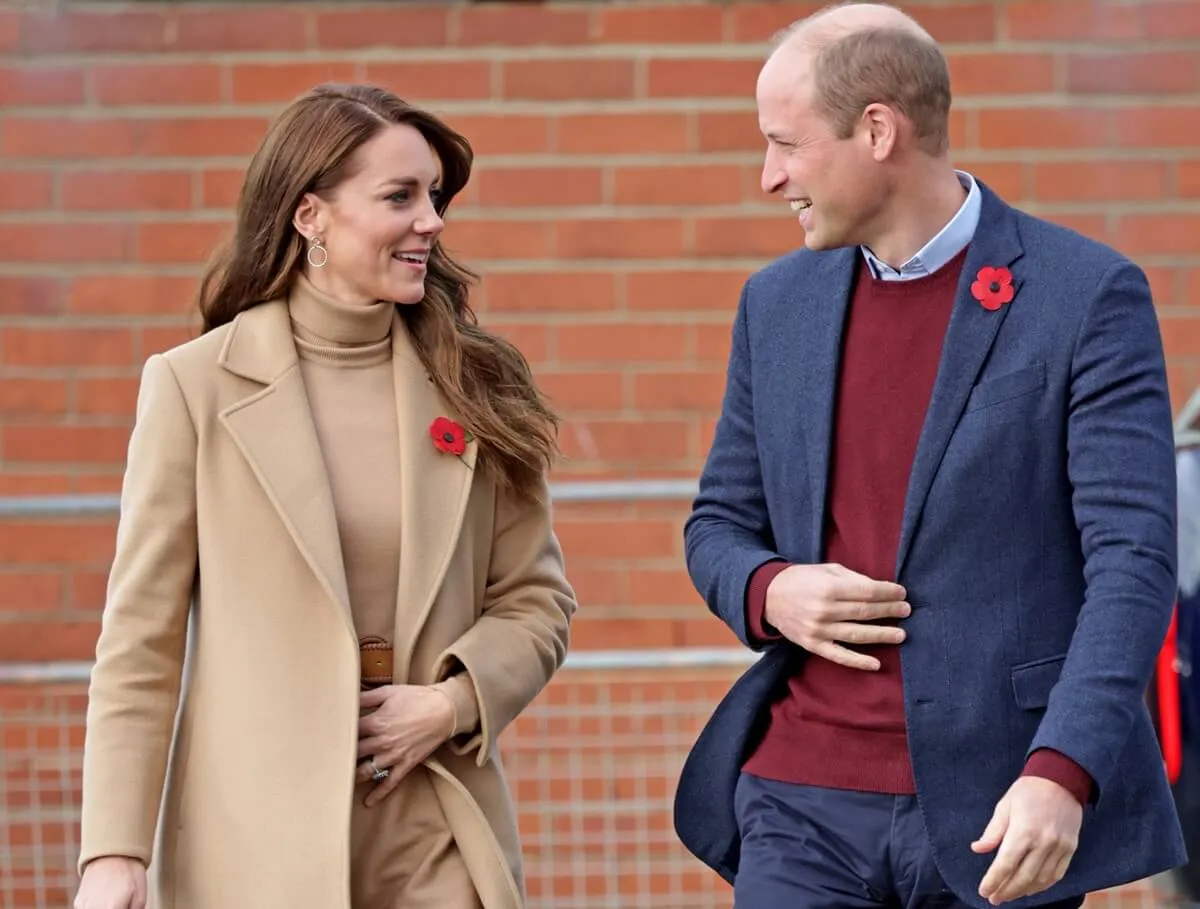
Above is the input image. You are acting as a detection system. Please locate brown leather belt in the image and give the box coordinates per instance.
[359,636,393,688]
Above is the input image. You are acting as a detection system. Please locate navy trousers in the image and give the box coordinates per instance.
[733,773,1086,909]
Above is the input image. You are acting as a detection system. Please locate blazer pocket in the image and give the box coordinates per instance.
[1010,653,1067,710]
[963,361,1046,413]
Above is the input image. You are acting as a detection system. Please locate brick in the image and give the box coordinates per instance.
[201,169,244,210]
[556,517,678,559]
[91,63,223,106]
[60,170,193,213]
[458,6,590,46]
[488,324,549,365]
[1115,214,1200,257]
[442,114,550,156]
[0,224,132,264]
[597,4,724,43]
[0,277,65,316]
[315,6,448,50]
[74,475,124,496]
[444,219,553,261]
[555,218,687,259]
[557,113,690,155]
[1180,160,1200,197]
[727,2,830,41]
[695,323,734,362]
[634,371,725,411]
[1031,161,1168,202]
[1113,107,1200,148]
[903,4,999,42]
[537,371,625,412]
[480,271,616,314]
[136,222,227,265]
[977,109,1110,149]
[1005,1,1141,40]
[1187,269,1200,309]
[571,617,678,650]
[173,5,309,52]
[1048,213,1109,243]
[231,62,360,104]
[1,328,134,368]
[1066,52,1200,95]
[0,573,62,615]
[647,58,762,99]
[0,170,53,211]
[18,10,169,54]
[694,216,798,257]
[960,161,1025,201]
[947,53,1057,96]
[0,11,17,52]
[3,425,132,465]
[0,621,102,660]
[1143,267,1180,307]
[475,166,604,208]
[362,62,492,103]
[1161,317,1200,357]
[138,118,269,158]
[0,66,85,106]
[1,118,138,159]
[0,474,71,495]
[558,324,687,364]
[69,275,198,317]
[71,571,111,611]
[1145,2,1200,39]
[0,379,68,417]
[142,325,199,357]
[560,418,692,465]
[626,269,747,312]
[613,164,746,207]
[696,110,762,153]
[503,60,635,102]
[75,378,140,417]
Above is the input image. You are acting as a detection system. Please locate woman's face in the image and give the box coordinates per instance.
[295,123,445,306]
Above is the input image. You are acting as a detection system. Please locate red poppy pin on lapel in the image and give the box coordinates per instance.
[430,417,474,465]
[971,266,1015,312]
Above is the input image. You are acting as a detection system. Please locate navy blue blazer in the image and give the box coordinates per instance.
[676,184,1186,906]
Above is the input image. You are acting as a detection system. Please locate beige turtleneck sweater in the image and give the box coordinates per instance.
[287,273,479,737]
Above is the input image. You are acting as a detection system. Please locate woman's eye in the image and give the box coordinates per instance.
[387,190,410,204]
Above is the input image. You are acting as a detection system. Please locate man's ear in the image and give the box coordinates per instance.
[293,192,323,241]
[861,103,898,162]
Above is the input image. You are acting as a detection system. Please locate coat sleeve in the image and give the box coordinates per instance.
[683,281,785,648]
[432,474,577,765]
[1028,259,1178,801]
[78,354,198,871]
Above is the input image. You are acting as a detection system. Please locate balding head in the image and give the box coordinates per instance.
[763,1,952,156]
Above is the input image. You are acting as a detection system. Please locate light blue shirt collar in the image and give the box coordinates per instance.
[861,171,981,281]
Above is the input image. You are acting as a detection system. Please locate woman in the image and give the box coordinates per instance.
[73,83,577,909]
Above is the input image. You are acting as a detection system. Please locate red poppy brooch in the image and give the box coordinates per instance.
[971,266,1015,311]
[430,416,473,464]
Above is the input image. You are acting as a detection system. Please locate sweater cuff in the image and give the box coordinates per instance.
[746,560,791,643]
[1021,748,1094,806]
[430,673,480,738]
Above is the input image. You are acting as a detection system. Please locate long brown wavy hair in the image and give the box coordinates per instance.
[197,83,558,501]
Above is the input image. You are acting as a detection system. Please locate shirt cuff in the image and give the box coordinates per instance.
[1021,748,1095,806]
[746,560,791,643]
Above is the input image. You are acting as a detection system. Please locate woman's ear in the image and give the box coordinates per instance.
[292,192,322,241]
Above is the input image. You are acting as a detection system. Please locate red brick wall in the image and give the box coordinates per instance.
[0,0,1198,659]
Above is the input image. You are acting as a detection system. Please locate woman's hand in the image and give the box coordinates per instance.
[74,856,147,909]
[356,684,455,806]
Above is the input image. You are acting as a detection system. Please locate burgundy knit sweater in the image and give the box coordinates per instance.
[741,250,1092,805]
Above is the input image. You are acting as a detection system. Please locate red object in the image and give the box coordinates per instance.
[971,266,1015,311]
[743,250,1093,804]
[430,416,468,456]
[1157,605,1183,785]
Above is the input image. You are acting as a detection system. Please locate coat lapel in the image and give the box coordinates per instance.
[894,186,1026,576]
[216,301,353,634]
[389,315,478,682]
[794,247,857,558]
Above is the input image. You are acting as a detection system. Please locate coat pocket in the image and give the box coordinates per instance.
[1010,653,1067,710]
[964,361,1046,413]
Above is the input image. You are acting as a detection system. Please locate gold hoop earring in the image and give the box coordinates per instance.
[306,236,328,269]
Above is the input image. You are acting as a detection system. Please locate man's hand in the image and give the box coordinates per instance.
[764,563,910,670]
[972,776,1083,905]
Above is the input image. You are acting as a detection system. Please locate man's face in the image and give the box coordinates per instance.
[756,50,886,252]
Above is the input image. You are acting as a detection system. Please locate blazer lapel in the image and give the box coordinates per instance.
[216,301,353,634]
[794,247,857,558]
[894,186,1026,577]
[389,315,478,682]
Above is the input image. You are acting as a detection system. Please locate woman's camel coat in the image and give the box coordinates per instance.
[78,299,577,909]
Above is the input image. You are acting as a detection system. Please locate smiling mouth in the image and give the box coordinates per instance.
[394,251,428,265]
[789,199,812,213]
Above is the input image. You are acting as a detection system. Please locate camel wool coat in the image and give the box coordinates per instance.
[78,298,577,909]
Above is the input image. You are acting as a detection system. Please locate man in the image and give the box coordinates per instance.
[674,3,1186,907]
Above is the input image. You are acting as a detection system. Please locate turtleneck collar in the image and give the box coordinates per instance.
[287,272,394,347]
